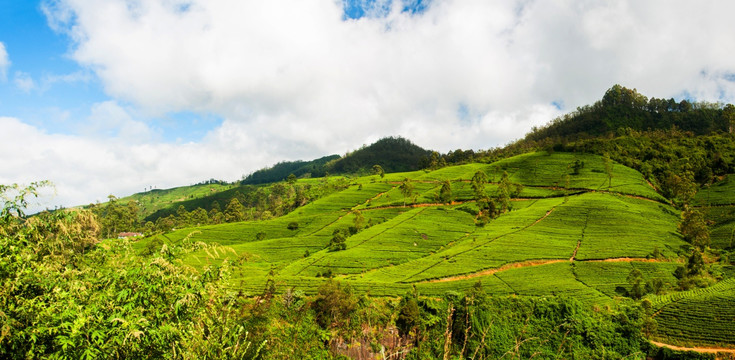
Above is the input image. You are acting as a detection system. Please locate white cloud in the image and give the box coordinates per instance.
[41,0,735,153]
[82,100,155,141]
[11,0,735,207]
[0,42,10,81]
[0,116,278,211]
[39,70,93,93]
[14,71,35,93]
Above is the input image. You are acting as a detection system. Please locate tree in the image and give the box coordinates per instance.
[287,173,297,184]
[626,268,646,299]
[176,205,189,227]
[685,248,705,276]
[396,296,420,339]
[311,280,357,329]
[428,151,441,170]
[123,200,140,231]
[439,180,453,204]
[224,198,244,223]
[496,171,512,213]
[352,209,365,231]
[471,171,488,199]
[724,103,735,133]
[664,171,697,206]
[372,165,385,178]
[399,178,415,207]
[190,207,209,226]
[603,153,613,188]
[329,229,347,251]
[571,159,584,175]
[679,207,710,250]
[208,201,223,224]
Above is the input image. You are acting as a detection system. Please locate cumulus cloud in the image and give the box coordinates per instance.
[40,0,735,153]
[0,42,8,81]
[12,0,735,207]
[0,116,279,211]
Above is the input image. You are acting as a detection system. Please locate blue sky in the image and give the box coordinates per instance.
[2,0,735,210]
[0,0,220,142]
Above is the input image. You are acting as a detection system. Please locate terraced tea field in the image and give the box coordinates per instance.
[133,151,735,350]
[649,279,735,348]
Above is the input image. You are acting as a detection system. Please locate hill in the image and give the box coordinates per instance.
[241,155,339,185]
[240,136,432,186]
[525,84,734,141]
[327,136,431,174]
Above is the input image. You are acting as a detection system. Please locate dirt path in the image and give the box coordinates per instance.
[570,241,581,261]
[649,340,735,355]
[426,259,567,283]
[584,257,667,263]
[424,257,668,283]
[532,207,556,226]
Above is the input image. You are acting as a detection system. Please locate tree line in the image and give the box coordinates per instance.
[89,177,352,238]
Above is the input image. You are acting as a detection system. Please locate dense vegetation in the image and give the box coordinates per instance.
[328,136,432,174]
[525,84,734,140]
[241,155,340,185]
[241,137,431,187]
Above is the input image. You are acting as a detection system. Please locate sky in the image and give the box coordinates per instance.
[2,0,735,210]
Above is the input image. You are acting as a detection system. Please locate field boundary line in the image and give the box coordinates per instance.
[301,211,349,237]
[493,273,518,294]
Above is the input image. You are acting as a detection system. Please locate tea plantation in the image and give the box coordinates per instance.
[135,151,735,352]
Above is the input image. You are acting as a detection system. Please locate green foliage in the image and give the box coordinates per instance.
[371,164,385,178]
[400,291,651,359]
[224,197,245,223]
[242,155,339,184]
[438,180,452,204]
[680,207,710,249]
[571,159,585,175]
[627,268,646,299]
[526,84,732,142]
[311,280,357,330]
[0,183,265,359]
[470,170,488,199]
[396,294,420,338]
[328,229,347,251]
[329,136,431,174]
[399,177,415,207]
[495,171,512,213]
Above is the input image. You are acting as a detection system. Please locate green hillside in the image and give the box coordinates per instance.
[145,152,687,296]
[117,182,233,216]
[241,155,339,184]
[124,150,735,357]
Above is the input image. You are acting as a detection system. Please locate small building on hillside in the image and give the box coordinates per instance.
[118,232,144,239]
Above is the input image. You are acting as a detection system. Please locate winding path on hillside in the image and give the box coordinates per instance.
[649,340,735,355]
[423,257,667,283]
